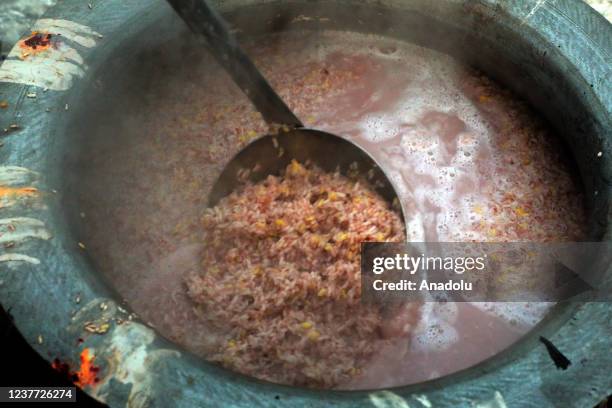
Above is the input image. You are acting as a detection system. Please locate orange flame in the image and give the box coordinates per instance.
[75,348,99,387]
[50,348,100,388]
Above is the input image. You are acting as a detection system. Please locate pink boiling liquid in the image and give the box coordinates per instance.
[78,30,585,388]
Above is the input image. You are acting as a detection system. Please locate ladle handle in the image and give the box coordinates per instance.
[166,0,304,128]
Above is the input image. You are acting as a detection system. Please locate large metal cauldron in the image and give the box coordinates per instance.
[0,0,610,407]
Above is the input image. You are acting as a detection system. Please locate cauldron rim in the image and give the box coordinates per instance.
[0,0,610,406]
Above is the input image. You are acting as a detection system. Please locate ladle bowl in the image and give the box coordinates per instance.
[208,129,404,218]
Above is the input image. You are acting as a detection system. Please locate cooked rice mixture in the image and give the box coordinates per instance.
[185,160,407,387]
[78,31,587,388]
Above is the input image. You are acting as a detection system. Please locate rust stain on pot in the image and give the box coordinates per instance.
[0,166,48,267]
[0,186,38,199]
[0,19,102,91]
[19,31,55,59]
[0,166,41,209]
[0,217,51,268]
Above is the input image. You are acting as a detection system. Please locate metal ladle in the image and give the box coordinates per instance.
[166,0,404,218]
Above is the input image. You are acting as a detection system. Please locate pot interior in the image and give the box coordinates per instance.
[54,0,606,390]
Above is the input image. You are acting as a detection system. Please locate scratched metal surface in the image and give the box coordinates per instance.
[0,0,610,407]
[0,0,58,54]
